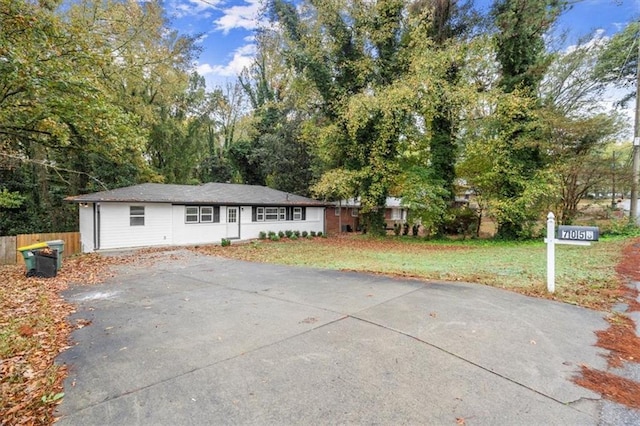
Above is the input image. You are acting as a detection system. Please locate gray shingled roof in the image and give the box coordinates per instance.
[66,183,327,206]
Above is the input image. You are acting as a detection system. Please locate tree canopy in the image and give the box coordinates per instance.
[0,0,632,237]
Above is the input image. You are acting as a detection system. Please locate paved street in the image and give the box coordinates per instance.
[56,249,614,425]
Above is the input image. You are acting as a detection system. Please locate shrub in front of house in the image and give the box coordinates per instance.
[268,231,276,238]
[221,238,231,247]
[317,231,324,237]
[302,231,308,238]
[285,230,293,238]
[393,223,401,236]
[290,234,298,240]
[258,231,267,240]
[310,231,316,237]
[270,234,280,241]
[278,230,285,238]
[293,230,300,237]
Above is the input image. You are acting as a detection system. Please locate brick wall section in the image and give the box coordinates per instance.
[325,206,360,234]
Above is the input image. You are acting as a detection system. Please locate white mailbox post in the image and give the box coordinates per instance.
[544,212,599,293]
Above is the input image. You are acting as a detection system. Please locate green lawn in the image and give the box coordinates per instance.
[196,234,629,310]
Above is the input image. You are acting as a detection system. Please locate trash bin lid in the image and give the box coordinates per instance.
[46,239,65,245]
[17,242,48,251]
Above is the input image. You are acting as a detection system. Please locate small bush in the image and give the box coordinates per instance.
[269,234,280,241]
[601,218,640,237]
[258,231,267,240]
[393,223,401,236]
[268,231,276,238]
[278,231,285,238]
[441,207,479,237]
[412,224,420,237]
[290,234,298,240]
[285,230,293,238]
[402,222,409,236]
[302,230,308,238]
[310,231,317,237]
[293,230,301,237]
[317,231,323,237]
[221,238,231,247]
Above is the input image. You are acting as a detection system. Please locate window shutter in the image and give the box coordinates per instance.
[287,207,293,221]
[214,206,220,223]
[252,207,256,222]
[302,207,306,220]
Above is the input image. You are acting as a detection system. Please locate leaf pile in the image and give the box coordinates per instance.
[0,253,135,425]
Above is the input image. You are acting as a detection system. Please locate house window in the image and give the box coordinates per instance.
[391,208,401,220]
[351,208,359,217]
[335,207,341,216]
[130,206,145,226]
[253,206,306,222]
[265,207,279,221]
[185,206,199,223]
[185,206,220,223]
[200,206,213,222]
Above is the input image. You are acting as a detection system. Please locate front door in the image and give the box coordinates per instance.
[226,206,240,239]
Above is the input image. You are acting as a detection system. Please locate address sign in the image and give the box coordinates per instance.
[556,225,599,242]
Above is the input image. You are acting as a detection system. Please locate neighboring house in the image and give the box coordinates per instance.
[325,197,408,234]
[66,183,327,253]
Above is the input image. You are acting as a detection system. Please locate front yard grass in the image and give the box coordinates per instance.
[196,234,629,311]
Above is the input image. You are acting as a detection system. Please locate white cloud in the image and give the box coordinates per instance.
[197,43,257,78]
[171,0,221,18]
[214,0,263,34]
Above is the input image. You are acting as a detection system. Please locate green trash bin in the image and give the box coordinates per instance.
[46,239,65,270]
[17,242,49,272]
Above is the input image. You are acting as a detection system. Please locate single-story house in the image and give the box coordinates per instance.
[325,197,408,234]
[66,183,327,253]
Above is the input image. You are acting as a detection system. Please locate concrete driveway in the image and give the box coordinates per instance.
[56,249,611,425]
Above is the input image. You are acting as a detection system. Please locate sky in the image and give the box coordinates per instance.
[165,0,640,90]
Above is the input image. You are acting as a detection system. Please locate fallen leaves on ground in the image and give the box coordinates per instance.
[0,253,135,425]
[573,238,640,411]
[574,366,640,410]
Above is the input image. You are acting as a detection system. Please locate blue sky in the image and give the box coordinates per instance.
[165,0,640,90]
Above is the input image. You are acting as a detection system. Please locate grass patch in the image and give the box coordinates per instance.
[194,234,627,310]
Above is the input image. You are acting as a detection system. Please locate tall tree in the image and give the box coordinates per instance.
[0,0,201,234]
[412,0,478,201]
[594,21,639,107]
[488,0,568,238]
[272,0,412,234]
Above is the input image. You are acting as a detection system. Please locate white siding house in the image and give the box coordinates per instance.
[68,183,327,253]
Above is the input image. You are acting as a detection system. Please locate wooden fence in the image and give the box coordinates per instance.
[0,232,81,265]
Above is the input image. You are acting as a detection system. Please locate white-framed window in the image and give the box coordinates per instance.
[253,206,305,222]
[351,208,359,217]
[130,206,145,226]
[185,206,199,223]
[185,206,220,223]
[265,207,279,221]
[200,206,214,222]
[335,207,341,216]
[391,208,402,220]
